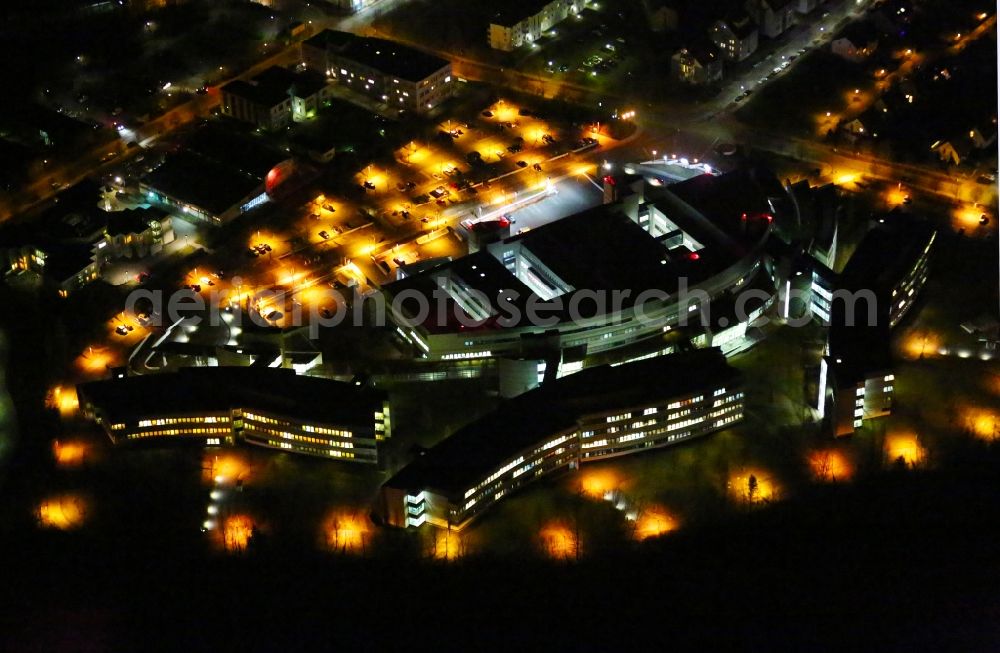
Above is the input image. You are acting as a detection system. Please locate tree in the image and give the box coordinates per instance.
[747,474,758,504]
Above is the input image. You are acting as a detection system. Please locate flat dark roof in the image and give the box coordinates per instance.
[384,170,777,330]
[726,11,758,38]
[223,66,329,108]
[491,0,560,26]
[41,243,95,281]
[840,217,935,295]
[143,151,261,216]
[105,206,168,237]
[0,179,106,247]
[78,367,386,428]
[384,348,740,496]
[183,122,289,181]
[386,250,534,334]
[305,30,449,82]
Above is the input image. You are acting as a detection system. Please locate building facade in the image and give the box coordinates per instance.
[488,0,588,51]
[100,206,173,260]
[709,13,759,62]
[140,125,293,226]
[382,168,782,364]
[377,349,744,529]
[671,45,723,85]
[78,367,391,463]
[811,218,936,435]
[302,30,455,114]
[745,0,797,38]
[221,66,334,130]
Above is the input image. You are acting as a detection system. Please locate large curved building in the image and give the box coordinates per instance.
[382,167,784,363]
[375,348,743,529]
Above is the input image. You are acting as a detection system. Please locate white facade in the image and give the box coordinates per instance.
[745,0,797,38]
[710,19,759,62]
[488,0,587,51]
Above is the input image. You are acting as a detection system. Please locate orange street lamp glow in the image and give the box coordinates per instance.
[885,186,909,206]
[964,406,999,440]
[53,440,89,468]
[885,432,925,467]
[37,494,87,530]
[433,528,466,560]
[540,522,579,559]
[579,468,622,498]
[76,347,116,375]
[728,469,779,504]
[835,172,860,186]
[634,506,678,540]
[47,385,80,417]
[808,449,853,482]
[900,330,940,359]
[223,515,255,553]
[323,511,371,554]
[206,453,251,485]
[953,204,987,229]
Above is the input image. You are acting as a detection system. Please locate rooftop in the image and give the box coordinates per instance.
[839,216,936,296]
[0,179,106,247]
[143,150,262,216]
[383,168,778,331]
[384,348,740,497]
[105,206,168,237]
[78,367,386,428]
[222,66,330,108]
[183,122,289,181]
[304,30,449,82]
[726,11,758,39]
[490,0,564,26]
[41,243,97,281]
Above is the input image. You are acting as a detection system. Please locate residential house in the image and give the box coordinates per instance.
[100,206,174,260]
[671,42,723,85]
[487,0,588,51]
[745,0,797,38]
[930,139,973,166]
[221,66,334,131]
[831,22,880,62]
[709,11,759,62]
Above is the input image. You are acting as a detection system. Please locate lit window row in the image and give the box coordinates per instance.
[264,439,355,459]
[137,416,227,428]
[302,424,353,437]
[465,455,526,498]
[668,395,704,409]
[668,417,705,431]
[714,414,741,428]
[126,427,229,439]
[249,425,354,449]
[712,393,743,407]
[538,435,571,453]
